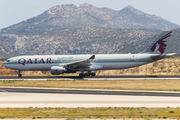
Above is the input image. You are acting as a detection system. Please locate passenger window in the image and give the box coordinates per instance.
[6,60,10,62]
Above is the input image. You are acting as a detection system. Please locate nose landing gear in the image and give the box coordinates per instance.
[18,70,22,77]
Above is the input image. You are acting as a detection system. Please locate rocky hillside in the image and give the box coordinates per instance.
[1,27,180,58]
[0,28,161,58]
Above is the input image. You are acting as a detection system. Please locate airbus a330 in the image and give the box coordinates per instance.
[3,30,176,77]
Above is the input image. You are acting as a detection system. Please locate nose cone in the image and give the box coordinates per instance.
[2,62,7,67]
[2,61,14,69]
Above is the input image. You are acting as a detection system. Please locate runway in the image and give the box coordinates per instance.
[0,87,180,108]
[1,87,180,97]
[0,75,180,80]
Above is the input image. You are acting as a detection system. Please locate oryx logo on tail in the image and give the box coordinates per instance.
[141,30,172,54]
[150,31,172,54]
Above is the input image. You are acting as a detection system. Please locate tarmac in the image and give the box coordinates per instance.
[0,87,180,108]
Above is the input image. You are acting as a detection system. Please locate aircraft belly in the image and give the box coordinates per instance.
[96,62,148,69]
[5,61,149,71]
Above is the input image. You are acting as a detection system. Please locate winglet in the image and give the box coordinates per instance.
[89,55,95,60]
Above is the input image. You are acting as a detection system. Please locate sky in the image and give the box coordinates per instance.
[0,0,180,29]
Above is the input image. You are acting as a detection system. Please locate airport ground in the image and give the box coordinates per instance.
[0,81,180,119]
[0,79,180,91]
[0,87,180,119]
[0,106,180,119]
[1,59,180,120]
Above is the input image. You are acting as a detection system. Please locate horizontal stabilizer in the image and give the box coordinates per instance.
[151,53,176,60]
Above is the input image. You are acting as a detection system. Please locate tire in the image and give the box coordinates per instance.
[87,73,91,76]
[18,74,22,77]
[84,73,88,77]
[91,73,96,76]
[79,73,83,78]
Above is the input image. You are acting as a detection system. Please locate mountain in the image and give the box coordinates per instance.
[0,27,168,58]
[0,3,179,34]
[0,3,180,58]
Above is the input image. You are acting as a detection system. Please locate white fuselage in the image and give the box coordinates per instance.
[3,54,155,71]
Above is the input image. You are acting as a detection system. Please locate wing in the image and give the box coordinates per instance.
[63,55,95,69]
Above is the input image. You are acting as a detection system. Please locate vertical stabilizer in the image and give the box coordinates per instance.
[141,30,172,54]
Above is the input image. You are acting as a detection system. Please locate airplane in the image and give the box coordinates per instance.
[2,30,176,77]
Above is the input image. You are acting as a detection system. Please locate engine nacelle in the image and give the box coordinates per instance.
[51,66,67,75]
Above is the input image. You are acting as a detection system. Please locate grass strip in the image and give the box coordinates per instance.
[0,79,180,91]
[0,107,180,119]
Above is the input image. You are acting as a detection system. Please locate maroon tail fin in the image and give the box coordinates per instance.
[150,31,172,54]
[141,30,172,54]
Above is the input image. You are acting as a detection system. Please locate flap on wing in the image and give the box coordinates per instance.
[64,55,95,69]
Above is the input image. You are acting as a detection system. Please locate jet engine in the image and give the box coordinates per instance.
[51,66,67,75]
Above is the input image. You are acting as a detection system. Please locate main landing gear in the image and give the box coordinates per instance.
[79,72,96,78]
[18,70,22,77]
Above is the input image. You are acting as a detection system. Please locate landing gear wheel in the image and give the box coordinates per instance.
[79,72,96,78]
[79,73,84,78]
[18,70,22,77]
[91,73,96,76]
[18,74,22,77]
[87,73,91,76]
[84,73,88,77]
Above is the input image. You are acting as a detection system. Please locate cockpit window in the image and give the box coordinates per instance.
[6,60,10,62]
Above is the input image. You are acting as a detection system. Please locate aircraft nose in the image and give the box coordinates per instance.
[2,62,6,67]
